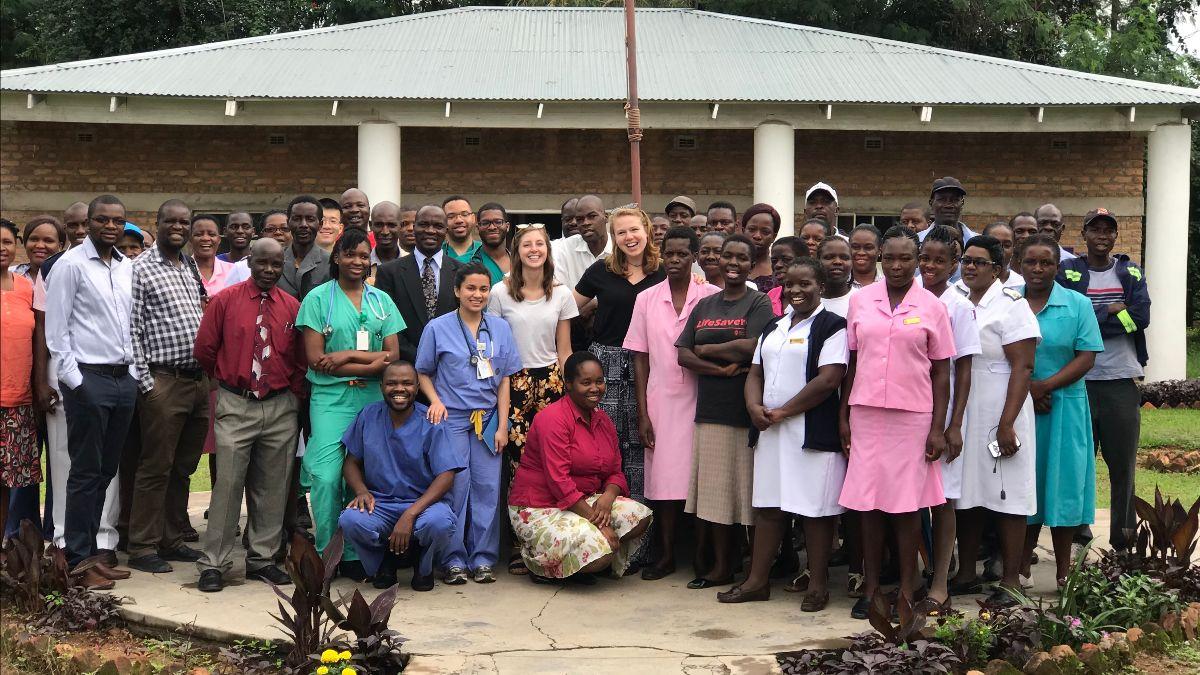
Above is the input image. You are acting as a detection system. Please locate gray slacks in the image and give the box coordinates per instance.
[198,388,299,574]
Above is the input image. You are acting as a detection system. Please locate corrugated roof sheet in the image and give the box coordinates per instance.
[2,7,1198,105]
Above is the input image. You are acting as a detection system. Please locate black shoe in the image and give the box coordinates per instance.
[983,587,1020,608]
[851,596,871,620]
[529,573,560,585]
[160,545,203,562]
[96,548,119,568]
[203,509,209,520]
[181,526,200,543]
[128,554,173,574]
[411,570,435,592]
[947,578,985,596]
[828,546,848,567]
[246,565,291,586]
[339,560,368,582]
[372,553,399,589]
[567,572,598,586]
[686,576,734,590]
[198,569,223,593]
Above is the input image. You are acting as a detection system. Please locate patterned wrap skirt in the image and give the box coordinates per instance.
[0,405,40,488]
[509,495,653,578]
[686,422,755,526]
[504,364,565,480]
[589,343,653,566]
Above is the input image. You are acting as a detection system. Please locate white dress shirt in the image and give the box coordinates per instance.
[552,234,612,289]
[44,237,135,390]
[413,248,445,295]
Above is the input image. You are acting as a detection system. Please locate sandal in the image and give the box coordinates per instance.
[783,569,810,593]
[800,589,829,612]
[846,572,865,598]
[508,553,528,576]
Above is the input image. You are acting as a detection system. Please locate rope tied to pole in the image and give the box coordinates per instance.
[625,102,643,142]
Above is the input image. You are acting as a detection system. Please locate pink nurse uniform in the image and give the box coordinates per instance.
[838,281,956,513]
[623,279,720,501]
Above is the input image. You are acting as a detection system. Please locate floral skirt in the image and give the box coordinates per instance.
[589,343,653,567]
[505,364,565,477]
[0,405,41,488]
[509,495,653,578]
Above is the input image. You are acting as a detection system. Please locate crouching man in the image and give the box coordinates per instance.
[338,361,462,591]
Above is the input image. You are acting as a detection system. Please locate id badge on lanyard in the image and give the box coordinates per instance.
[475,340,494,379]
[356,329,370,351]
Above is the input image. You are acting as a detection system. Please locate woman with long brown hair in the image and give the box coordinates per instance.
[487,224,579,574]
[573,208,666,573]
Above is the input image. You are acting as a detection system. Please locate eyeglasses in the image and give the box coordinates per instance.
[960,257,996,268]
[516,222,546,230]
[478,219,508,228]
[91,215,125,225]
[446,211,472,220]
[262,226,291,235]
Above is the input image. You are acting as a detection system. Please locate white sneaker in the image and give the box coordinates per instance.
[1020,573,1034,589]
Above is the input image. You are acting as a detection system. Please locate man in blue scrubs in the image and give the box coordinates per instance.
[338,361,462,591]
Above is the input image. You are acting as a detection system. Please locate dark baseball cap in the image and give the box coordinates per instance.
[930,176,967,198]
[1083,208,1118,228]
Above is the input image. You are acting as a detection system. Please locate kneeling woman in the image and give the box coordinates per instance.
[509,352,653,582]
[416,262,523,584]
[719,259,848,609]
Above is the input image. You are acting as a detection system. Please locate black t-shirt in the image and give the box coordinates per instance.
[575,261,667,347]
[676,290,776,427]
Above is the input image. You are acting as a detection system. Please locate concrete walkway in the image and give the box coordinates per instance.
[110,493,1111,674]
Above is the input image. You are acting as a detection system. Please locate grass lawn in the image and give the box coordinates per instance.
[1139,408,1200,449]
[1189,327,1199,380]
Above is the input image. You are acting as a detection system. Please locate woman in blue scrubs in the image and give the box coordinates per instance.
[416,262,522,584]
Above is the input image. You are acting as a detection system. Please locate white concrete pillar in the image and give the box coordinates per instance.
[753,120,796,236]
[1142,122,1191,382]
[357,121,401,206]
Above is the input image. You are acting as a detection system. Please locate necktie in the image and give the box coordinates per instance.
[422,257,438,319]
[250,292,271,398]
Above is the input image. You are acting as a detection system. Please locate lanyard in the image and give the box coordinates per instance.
[456,312,492,365]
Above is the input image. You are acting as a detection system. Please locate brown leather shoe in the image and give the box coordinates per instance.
[716,584,770,603]
[73,566,115,590]
[801,589,830,612]
[92,562,132,580]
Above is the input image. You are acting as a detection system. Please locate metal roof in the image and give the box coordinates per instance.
[2,7,1198,105]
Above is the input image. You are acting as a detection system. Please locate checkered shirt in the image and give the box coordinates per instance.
[130,246,206,393]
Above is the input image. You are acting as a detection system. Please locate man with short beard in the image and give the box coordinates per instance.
[552,194,611,351]
[442,195,481,263]
[665,196,696,230]
[472,202,511,283]
[803,182,840,236]
[340,188,370,232]
[195,238,305,592]
[217,211,255,264]
[278,195,331,300]
[921,177,978,281]
[706,202,738,235]
[337,361,462,591]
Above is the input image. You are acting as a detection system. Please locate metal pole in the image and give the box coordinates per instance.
[623,0,643,207]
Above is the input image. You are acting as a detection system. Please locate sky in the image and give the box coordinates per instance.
[1176,14,1199,56]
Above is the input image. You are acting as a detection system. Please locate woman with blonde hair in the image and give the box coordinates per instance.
[488,224,579,574]
[573,208,666,573]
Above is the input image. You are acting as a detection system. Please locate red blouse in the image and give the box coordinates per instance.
[508,396,629,510]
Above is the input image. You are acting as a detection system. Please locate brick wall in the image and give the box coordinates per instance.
[1,121,1144,257]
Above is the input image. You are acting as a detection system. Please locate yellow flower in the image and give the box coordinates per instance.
[929,610,939,617]
[341,668,357,675]
[980,611,991,621]
[339,651,352,661]
[320,649,340,663]
[317,667,330,675]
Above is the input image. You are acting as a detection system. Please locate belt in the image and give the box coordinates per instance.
[219,382,288,400]
[345,379,367,388]
[78,363,128,377]
[151,366,205,381]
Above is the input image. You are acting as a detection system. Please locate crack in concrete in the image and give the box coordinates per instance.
[527,587,562,649]
[444,644,776,660]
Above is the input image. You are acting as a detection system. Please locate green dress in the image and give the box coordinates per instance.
[1025,282,1104,528]
[296,281,405,558]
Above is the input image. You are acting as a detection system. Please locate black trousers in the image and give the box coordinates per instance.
[60,369,137,565]
[1087,378,1141,551]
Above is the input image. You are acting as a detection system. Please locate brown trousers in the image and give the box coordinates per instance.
[127,372,210,558]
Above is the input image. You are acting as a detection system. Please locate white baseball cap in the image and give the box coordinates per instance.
[805,182,839,204]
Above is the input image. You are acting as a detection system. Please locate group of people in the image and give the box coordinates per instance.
[0,176,1150,619]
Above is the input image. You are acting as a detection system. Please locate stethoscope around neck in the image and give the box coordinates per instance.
[322,283,388,338]
[457,311,493,366]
